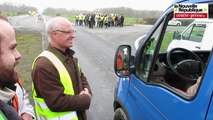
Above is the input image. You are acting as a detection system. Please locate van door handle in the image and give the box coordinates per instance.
[195,46,201,49]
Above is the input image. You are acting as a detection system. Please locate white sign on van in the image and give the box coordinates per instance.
[174,4,208,19]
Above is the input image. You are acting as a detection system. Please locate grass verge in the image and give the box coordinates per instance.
[15,30,43,103]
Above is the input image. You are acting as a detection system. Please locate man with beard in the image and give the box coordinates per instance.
[0,14,35,120]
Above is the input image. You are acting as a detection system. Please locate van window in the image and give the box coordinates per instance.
[137,22,163,81]
[182,23,206,42]
[160,19,195,52]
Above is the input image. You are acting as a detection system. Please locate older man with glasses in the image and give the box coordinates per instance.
[31,17,92,120]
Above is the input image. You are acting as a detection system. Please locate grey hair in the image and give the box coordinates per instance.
[45,17,72,41]
[45,19,61,41]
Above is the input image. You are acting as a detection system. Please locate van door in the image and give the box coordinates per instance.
[206,94,213,120]
[125,10,213,120]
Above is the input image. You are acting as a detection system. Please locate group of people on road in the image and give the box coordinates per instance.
[75,13,125,29]
[0,13,92,120]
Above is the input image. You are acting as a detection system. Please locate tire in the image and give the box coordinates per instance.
[113,108,128,120]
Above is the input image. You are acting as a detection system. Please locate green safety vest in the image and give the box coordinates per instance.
[32,51,79,120]
[0,110,7,120]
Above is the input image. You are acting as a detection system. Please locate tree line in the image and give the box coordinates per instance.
[0,2,37,16]
[0,2,163,19]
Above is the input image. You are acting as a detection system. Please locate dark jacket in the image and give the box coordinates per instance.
[0,99,22,120]
[31,44,92,120]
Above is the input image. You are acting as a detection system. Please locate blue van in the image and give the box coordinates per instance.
[113,0,213,120]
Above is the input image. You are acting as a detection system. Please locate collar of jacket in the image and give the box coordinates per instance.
[0,87,15,103]
[47,44,78,63]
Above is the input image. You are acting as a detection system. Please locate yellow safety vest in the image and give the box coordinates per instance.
[32,51,79,120]
[0,110,7,120]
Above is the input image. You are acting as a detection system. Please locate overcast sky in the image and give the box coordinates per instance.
[0,0,173,13]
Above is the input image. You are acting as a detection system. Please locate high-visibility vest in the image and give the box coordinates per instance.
[104,16,108,23]
[12,79,23,113]
[0,110,7,120]
[32,51,79,120]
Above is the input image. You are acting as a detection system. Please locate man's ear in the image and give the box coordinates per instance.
[51,31,57,36]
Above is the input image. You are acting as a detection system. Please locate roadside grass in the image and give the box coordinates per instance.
[160,32,173,52]
[125,17,144,24]
[15,30,43,102]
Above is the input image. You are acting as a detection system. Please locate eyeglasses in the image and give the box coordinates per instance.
[55,29,76,35]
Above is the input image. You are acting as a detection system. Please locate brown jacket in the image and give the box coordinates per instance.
[31,45,92,120]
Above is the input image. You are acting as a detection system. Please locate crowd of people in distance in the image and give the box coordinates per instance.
[75,13,125,29]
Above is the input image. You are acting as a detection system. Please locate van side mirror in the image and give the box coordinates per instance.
[173,31,181,40]
[114,45,131,77]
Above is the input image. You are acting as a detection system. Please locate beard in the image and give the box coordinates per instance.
[0,62,19,88]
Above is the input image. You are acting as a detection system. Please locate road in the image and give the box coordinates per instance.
[11,15,152,120]
[73,25,151,120]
